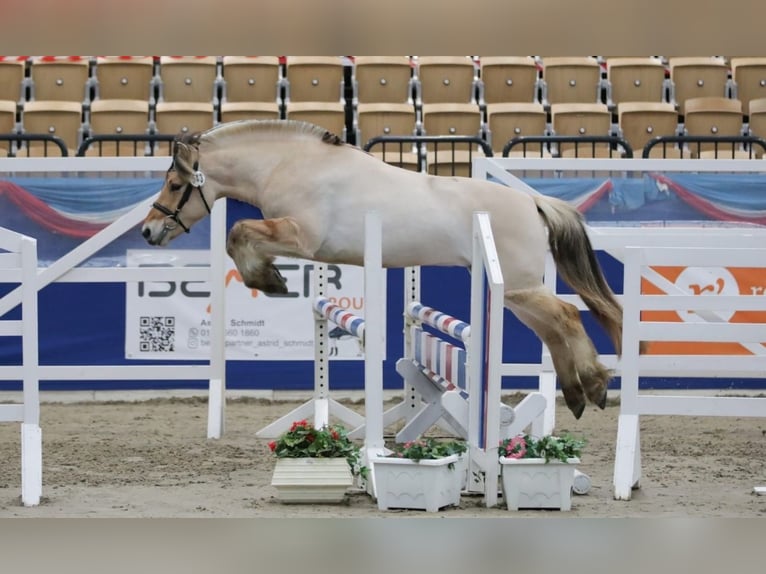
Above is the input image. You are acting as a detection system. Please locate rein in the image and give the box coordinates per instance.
[152,159,211,239]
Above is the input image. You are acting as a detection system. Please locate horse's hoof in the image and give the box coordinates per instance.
[596,388,608,409]
[571,403,585,420]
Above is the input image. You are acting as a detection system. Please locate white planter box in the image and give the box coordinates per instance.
[271,457,353,504]
[371,454,464,512]
[499,457,579,511]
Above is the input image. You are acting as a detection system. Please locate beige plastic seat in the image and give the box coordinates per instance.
[84,99,150,156]
[154,101,215,135]
[285,56,345,103]
[29,57,90,104]
[415,56,478,104]
[355,102,419,167]
[94,56,155,101]
[221,56,281,104]
[550,102,611,156]
[669,57,729,115]
[485,102,547,155]
[426,148,489,177]
[730,58,766,117]
[683,97,743,156]
[606,57,667,107]
[353,56,414,104]
[356,102,417,145]
[157,56,219,103]
[542,57,602,106]
[618,102,678,157]
[746,97,766,157]
[0,100,17,155]
[0,59,26,106]
[421,102,483,151]
[478,56,539,105]
[20,100,83,156]
[285,101,347,141]
[220,102,281,124]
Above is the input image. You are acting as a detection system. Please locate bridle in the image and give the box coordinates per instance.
[152,157,212,242]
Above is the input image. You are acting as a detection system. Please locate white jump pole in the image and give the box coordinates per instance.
[255,212,384,443]
[467,211,505,508]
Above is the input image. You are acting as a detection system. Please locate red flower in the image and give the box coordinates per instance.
[330,430,339,440]
[268,441,276,452]
[289,419,308,432]
[306,434,315,443]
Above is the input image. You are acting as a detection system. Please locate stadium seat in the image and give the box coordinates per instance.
[221,56,282,104]
[284,56,345,103]
[0,58,27,107]
[157,56,219,103]
[485,102,547,155]
[220,101,281,123]
[154,101,215,136]
[355,102,419,169]
[746,97,766,157]
[355,102,417,144]
[617,101,679,157]
[421,102,483,139]
[20,100,83,156]
[478,56,539,105]
[29,57,90,105]
[550,102,612,156]
[426,146,488,177]
[353,56,414,104]
[84,99,150,156]
[0,100,17,155]
[421,101,485,175]
[606,57,668,108]
[415,56,478,104]
[730,57,766,117]
[683,96,743,156]
[93,56,155,102]
[541,57,602,106]
[668,57,730,116]
[285,101,347,141]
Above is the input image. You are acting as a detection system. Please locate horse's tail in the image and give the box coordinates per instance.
[533,194,624,355]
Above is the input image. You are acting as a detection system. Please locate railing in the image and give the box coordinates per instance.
[76,134,178,157]
[363,135,493,176]
[0,134,69,157]
[503,135,634,158]
[642,135,766,158]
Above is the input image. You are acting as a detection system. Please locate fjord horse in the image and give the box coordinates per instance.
[141,119,623,419]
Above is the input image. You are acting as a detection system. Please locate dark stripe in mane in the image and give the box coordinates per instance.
[194,119,345,147]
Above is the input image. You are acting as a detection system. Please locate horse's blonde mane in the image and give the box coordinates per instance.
[199,119,344,146]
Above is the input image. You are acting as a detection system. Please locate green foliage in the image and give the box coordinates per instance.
[498,433,585,463]
[268,420,367,478]
[389,438,467,469]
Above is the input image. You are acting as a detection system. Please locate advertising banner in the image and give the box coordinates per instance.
[125,250,372,361]
[643,266,766,355]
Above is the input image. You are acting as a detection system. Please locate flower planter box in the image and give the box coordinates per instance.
[499,457,580,511]
[371,454,464,512]
[271,457,353,504]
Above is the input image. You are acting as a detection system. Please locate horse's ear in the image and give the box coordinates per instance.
[173,141,195,181]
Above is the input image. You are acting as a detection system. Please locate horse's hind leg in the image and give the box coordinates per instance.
[504,286,612,420]
[226,217,314,294]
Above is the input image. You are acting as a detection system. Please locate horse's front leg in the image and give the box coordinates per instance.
[226,217,313,294]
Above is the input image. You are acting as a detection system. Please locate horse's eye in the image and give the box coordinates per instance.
[169,183,183,192]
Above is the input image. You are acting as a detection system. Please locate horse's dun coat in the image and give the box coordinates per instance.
[141,119,624,419]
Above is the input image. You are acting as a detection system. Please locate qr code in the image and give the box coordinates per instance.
[139,316,175,352]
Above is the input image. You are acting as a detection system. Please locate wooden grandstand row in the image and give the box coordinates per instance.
[0,56,765,163]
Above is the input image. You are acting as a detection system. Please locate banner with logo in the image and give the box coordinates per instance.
[125,250,373,361]
[643,266,766,355]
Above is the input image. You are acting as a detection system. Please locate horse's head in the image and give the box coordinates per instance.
[141,133,214,246]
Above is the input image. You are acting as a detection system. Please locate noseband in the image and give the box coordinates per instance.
[152,159,212,237]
